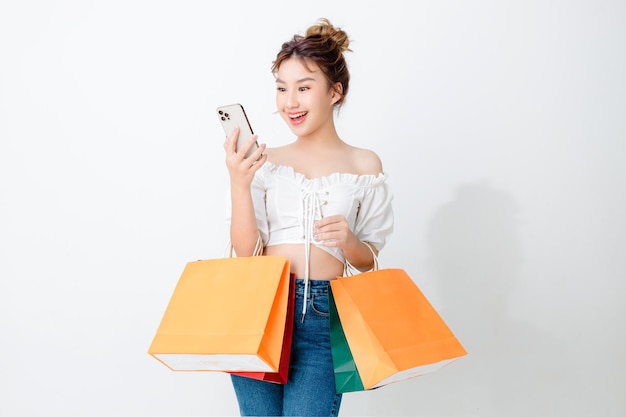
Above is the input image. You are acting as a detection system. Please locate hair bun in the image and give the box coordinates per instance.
[305,18,351,53]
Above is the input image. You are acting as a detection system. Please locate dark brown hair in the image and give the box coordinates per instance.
[272,18,352,107]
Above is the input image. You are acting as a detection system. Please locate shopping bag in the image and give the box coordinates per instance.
[230,273,296,383]
[148,255,291,373]
[330,268,467,392]
[329,290,364,393]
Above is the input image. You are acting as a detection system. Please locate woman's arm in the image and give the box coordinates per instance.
[224,127,267,256]
[229,183,262,256]
[342,238,378,271]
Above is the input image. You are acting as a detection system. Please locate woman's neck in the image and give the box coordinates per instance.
[294,122,342,149]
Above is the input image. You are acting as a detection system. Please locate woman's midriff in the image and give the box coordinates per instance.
[264,244,344,280]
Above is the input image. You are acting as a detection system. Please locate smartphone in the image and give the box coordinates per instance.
[216,103,259,159]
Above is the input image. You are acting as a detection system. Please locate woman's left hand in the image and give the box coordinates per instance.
[313,215,359,250]
[314,214,377,270]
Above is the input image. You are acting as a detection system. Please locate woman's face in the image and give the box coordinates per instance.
[275,57,340,138]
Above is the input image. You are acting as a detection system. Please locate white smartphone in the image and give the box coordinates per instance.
[216,103,259,159]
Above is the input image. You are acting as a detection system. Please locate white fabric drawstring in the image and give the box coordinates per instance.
[300,190,325,322]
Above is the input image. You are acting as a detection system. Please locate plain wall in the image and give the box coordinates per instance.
[1,1,624,416]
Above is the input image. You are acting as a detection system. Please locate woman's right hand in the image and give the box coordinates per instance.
[224,126,267,189]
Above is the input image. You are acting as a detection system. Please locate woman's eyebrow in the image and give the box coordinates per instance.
[275,77,317,84]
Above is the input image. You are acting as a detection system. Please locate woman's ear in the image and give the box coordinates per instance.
[331,82,343,104]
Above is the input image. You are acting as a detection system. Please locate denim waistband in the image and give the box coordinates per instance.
[295,278,331,296]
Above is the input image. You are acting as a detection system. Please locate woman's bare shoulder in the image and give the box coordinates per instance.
[350,146,384,175]
[264,144,293,164]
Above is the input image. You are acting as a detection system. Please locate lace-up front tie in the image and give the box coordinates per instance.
[299,189,328,321]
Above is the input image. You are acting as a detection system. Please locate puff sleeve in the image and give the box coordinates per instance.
[353,176,394,252]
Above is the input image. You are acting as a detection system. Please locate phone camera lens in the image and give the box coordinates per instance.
[224,112,229,118]
[221,116,226,121]
[218,110,223,115]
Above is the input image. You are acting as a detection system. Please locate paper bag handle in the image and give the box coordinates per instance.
[344,241,379,276]
[226,233,264,258]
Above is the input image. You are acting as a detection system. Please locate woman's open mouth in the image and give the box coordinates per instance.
[288,111,308,125]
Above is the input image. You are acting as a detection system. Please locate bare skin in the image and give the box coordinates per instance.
[224,57,382,280]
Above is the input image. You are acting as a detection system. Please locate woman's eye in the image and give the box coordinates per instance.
[276,87,286,92]
[299,86,309,92]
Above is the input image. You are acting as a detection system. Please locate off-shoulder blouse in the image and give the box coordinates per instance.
[234,161,394,261]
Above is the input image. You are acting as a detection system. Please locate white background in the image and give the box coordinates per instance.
[1,1,625,416]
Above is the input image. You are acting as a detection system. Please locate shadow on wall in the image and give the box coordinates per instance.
[424,181,566,416]
[358,180,567,416]
[426,180,524,339]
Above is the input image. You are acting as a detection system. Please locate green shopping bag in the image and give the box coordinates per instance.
[329,290,365,393]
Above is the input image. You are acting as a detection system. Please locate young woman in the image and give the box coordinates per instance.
[224,18,394,417]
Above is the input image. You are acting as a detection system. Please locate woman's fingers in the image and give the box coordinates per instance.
[223,126,239,153]
[224,126,267,188]
[224,127,265,169]
[237,134,260,158]
[313,215,352,246]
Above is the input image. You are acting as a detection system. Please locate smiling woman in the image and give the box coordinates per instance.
[222,18,394,417]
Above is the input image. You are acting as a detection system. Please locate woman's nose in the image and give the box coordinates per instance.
[286,90,298,108]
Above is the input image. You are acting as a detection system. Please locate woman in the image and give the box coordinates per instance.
[224,18,393,417]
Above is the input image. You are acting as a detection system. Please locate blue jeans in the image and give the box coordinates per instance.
[231,279,342,416]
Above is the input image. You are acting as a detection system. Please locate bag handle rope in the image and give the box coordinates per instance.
[226,234,264,258]
[344,241,379,277]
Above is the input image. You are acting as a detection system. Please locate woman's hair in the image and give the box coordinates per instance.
[272,18,352,107]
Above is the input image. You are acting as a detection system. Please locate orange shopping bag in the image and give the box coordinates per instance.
[230,273,296,383]
[330,268,467,391]
[148,255,291,374]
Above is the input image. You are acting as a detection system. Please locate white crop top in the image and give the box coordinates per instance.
[227,161,393,262]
